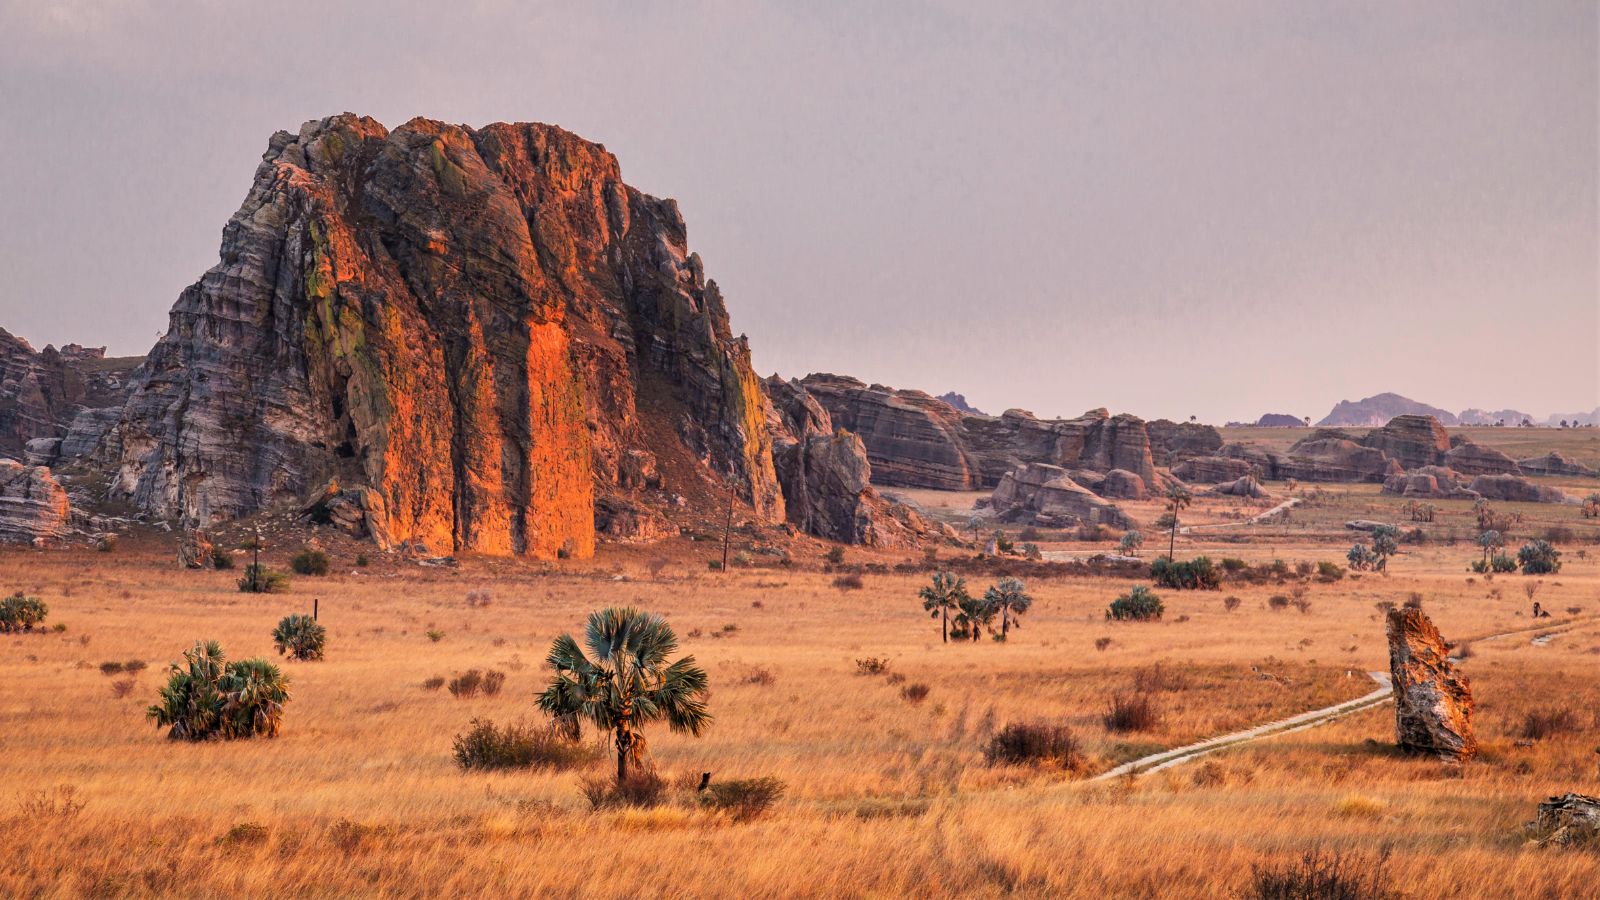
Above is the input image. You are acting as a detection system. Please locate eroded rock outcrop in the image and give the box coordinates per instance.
[1277,435,1402,483]
[1468,474,1572,504]
[0,329,138,460]
[1206,475,1270,499]
[1526,794,1600,847]
[1146,419,1223,465]
[1517,451,1599,478]
[1442,441,1520,476]
[1361,415,1450,470]
[1099,468,1147,500]
[103,114,785,558]
[765,376,923,546]
[1381,466,1479,500]
[0,459,71,545]
[798,375,979,491]
[989,463,1131,530]
[1386,607,1476,760]
[1172,455,1255,484]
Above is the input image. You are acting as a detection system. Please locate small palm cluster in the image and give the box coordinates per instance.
[919,573,1033,643]
[272,614,327,661]
[0,592,48,633]
[148,640,290,740]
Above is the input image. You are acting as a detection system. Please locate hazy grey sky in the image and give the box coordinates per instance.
[1,1,1595,423]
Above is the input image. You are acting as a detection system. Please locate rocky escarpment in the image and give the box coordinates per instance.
[1518,451,1598,478]
[1382,466,1479,501]
[1442,440,1521,476]
[1468,474,1572,505]
[1360,415,1450,470]
[1172,455,1256,484]
[0,330,140,462]
[1386,607,1476,760]
[799,375,981,491]
[1145,419,1223,466]
[987,463,1131,530]
[1275,433,1402,483]
[764,376,927,547]
[0,460,70,545]
[101,114,785,558]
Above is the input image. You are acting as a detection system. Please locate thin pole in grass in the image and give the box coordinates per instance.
[313,598,319,621]
[252,520,262,592]
[721,480,734,573]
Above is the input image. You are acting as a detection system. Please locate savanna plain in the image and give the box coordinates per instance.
[4,430,1600,898]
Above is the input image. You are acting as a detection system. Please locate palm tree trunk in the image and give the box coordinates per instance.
[1168,511,1177,559]
[941,606,948,643]
[1002,605,1010,638]
[616,719,632,781]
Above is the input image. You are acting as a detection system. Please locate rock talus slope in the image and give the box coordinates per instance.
[106,114,784,558]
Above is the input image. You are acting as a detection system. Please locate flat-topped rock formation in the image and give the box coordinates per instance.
[1172,455,1256,484]
[95,114,792,558]
[1360,414,1451,470]
[1442,441,1521,476]
[1517,451,1598,478]
[0,460,70,546]
[799,375,981,491]
[1468,474,1572,504]
[987,463,1132,530]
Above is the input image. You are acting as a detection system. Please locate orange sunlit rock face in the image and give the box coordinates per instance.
[110,114,782,558]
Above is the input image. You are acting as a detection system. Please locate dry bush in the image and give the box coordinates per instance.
[16,785,85,819]
[900,683,930,704]
[743,666,776,686]
[448,670,484,698]
[109,677,137,699]
[1247,847,1393,900]
[984,722,1084,771]
[452,719,596,771]
[1519,707,1580,741]
[422,676,445,691]
[854,657,890,676]
[832,573,865,592]
[1224,595,1242,612]
[582,770,668,809]
[1094,637,1112,651]
[1268,595,1291,611]
[1133,663,1191,692]
[698,776,786,821]
[1102,693,1162,733]
[465,590,492,608]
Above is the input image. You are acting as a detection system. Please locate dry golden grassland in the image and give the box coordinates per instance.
[3,479,1600,897]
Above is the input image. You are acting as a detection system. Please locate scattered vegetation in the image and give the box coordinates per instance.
[289,548,331,576]
[919,571,971,644]
[0,593,48,633]
[984,721,1084,772]
[698,776,786,820]
[451,718,595,771]
[1517,540,1562,575]
[854,656,891,676]
[1246,847,1393,900]
[1102,692,1162,732]
[1107,586,1164,621]
[237,564,290,593]
[1151,556,1220,590]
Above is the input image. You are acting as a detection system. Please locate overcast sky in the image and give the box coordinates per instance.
[1,1,1595,423]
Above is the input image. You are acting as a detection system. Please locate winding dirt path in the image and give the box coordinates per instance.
[1179,496,1301,534]
[1090,615,1600,781]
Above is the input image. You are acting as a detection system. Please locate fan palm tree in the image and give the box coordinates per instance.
[1163,483,1193,558]
[148,640,289,740]
[952,592,996,642]
[984,577,1033,640]
[537,608,710,781]
[919,572,970,644]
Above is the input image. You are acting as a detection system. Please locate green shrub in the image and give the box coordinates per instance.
[451,718,595,771]
[271,614,327,661]
[824,546,846,565]
[0,593,49,633]
[147,641,289,740]
[1220,557,1248,573]
[1517,540,1562,575]
[289,548,331,576]
[210,547,235,569]
[699,776,786,820]
[237,565,290,593]
[355,553,370,567]
[1107,586,1164,621]
[1151,556,1220,590]
[983,721,1083,771]
[1316,561,1345,581]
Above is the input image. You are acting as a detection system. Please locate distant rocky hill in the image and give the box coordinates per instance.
[1253,413,1306,427]
[936,391,986,416]
[1318,393,1459,427]
[1457,408,1534,426]
[0,329,141,459]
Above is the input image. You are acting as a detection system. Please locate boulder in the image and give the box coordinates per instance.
[1386,607,1476,760]
[1526,794,1600,847]
[1206,476,1270,499]
[1361,415,1450,469]
[300,478,393,549]
[23,438,61,467]
[1442,442,1520,476]
[1517,451,1599,478]
[177,529,214,568]
[593,496,672,542]
[1172,455,1255,484]
[1468,474,1572,504]
[0,459,71,546]
[990,463,1131,530]
[1099,468,1147,500]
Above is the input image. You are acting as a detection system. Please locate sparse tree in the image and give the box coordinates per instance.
[952,592,996,642]
[1370,525,1400,572]
[920,572,971,644]
[1477,529,1502,566]
[1118,530,1144,557]
[1517,540,1562,575]
[272,614,327,661]
[1163,483,1193,559]
[1347,543,1376,571]
[983,577,1034,640]
[536,608,710,781]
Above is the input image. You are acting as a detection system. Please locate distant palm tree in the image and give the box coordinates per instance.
[984,577,1033,640]
[953,592,996,642]
[920,572,970,644]
[537,608,710,781]
[1163,483,1193,558]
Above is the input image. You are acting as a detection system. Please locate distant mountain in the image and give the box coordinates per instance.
[1317,393,1459,427]
[1458,408,1535,426]
[1254,413,1307,427]
[937,391,986,416]
[1543,408,1600,427]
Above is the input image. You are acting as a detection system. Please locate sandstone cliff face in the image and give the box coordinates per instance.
[106,114,782,557]
[988,463,1131,530]
[1360,415,1450,470]
[1386,607,1476,760]
[0,460,70,545]
[1146,419,1223,465]
[0,329,138,461]
[1442,442,1520,477]
[798,375,980,490]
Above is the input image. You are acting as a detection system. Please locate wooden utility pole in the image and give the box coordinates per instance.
[252,522,262,592]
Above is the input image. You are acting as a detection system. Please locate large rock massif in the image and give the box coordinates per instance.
[1386,607,1477,760]
[1318,393,1460,427]
[92,114,792,558]
[987,463,1132,530]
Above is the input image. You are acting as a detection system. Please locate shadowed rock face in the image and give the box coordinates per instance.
[1468,474,1572,504]
[1145,419,1223,465]
[1518,451,1598,478]
[988,463,1131,530]
[1382,466,1478,500]
[1442,441,1521,476]
[0,460,70,545]
[1276,436,1402,483]
[798,375,980,490]
[1386,607,1476,760]
[104,114,783,558]
[0,330,139,460]
[1172,455,1255,484]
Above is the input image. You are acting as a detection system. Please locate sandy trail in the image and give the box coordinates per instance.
[1179,496,1301,533]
